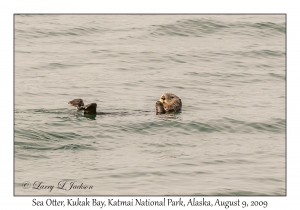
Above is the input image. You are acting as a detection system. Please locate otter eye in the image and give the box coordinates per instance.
[171,97,174,99]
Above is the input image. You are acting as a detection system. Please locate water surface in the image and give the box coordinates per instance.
[15,15,285,195]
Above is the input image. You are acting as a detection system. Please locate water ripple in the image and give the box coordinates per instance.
[150,18,285,38]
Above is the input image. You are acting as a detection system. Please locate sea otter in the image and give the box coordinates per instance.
[68,93,182,115]
[156,93,182,114]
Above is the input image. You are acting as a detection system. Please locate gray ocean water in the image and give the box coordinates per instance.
[14,15,286,196]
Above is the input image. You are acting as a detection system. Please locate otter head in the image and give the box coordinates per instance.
[159,93,182,112]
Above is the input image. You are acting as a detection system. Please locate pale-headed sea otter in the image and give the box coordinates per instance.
[156,93,182,114]
[68,93,182,115]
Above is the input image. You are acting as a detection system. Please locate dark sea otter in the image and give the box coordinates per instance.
[68,93,182,115]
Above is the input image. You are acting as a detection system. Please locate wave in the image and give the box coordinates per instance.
[150,18,285,38]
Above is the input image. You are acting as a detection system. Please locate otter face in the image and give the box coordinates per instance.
[159,93,182,112]
[159,93,176,103]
